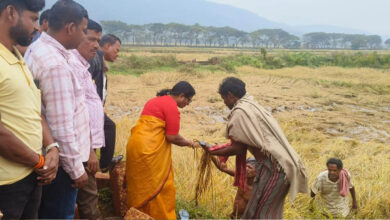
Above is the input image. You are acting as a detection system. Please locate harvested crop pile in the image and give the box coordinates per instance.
[110,162,127,217]
[124,207,154,220]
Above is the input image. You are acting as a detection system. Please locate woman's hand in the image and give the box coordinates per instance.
[191,140,205,149]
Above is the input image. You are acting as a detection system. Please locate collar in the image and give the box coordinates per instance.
[0,43,24,65]
[70,49,90,69]
[39,32,72,61]
[228,93,253,119]
[232,93,251,109]
[97,49,104,56]
[325,171,339,184]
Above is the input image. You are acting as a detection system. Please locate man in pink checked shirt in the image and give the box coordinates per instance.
[70,19,105,220]
[24,0,90,219]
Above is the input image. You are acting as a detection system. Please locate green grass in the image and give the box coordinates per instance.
[219,52,390,72]
[110,51,390,77]
[176,196,223,219]
[109,54,179,75]
[98,187,114,217]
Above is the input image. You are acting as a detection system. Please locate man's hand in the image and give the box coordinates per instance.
[309,198,315,212]
[220,162,228,171]
[35,147,59,186]
[72,172,88,188]
[199,142,211,153]
[352,201,358,211]
[86,150,99,175]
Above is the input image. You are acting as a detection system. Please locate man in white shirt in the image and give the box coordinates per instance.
[311,158,358,217]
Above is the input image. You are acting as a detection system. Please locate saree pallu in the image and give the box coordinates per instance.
[126,115,176,220]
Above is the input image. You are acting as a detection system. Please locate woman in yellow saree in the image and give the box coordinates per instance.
[126,81,196,219]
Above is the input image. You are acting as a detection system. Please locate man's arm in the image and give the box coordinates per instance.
[86,149,99,176]
[350,186,358,210]
[206,140,247,157]
[310,175,323,212]
[210,156,235,176]
[0,112,39,167]
[88,54,104,101]
[35,115,59,185]
[38,65,86,184]
[310,190,316,212]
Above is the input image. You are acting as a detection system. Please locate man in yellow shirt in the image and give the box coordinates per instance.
[0,0,59,219]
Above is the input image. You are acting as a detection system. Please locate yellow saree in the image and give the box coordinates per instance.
[126,115,176,220]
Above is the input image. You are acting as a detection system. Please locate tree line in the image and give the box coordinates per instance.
[101,21,389,50]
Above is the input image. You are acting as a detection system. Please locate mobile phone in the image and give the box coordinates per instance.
[199,141,207,148]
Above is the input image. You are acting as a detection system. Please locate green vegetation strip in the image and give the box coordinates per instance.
[109,51,390,75]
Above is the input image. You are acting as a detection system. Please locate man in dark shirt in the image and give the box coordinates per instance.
[88,34,121,171]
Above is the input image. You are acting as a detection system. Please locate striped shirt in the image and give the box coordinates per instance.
[25,32,91,180]
[70,49,105,149]
[312,170,354,217]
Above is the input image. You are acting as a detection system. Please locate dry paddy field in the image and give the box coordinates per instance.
[105,49,390,218]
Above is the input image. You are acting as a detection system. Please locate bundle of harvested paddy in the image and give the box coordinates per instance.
[194,150,214,206]
[124,207,154,220]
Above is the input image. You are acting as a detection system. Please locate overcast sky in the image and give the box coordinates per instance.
[208,0,390,36]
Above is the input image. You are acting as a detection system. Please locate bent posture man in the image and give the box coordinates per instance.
[0,0,59,219]
[25,0,90,218]
[203,77,309,219]
[311,158,358,218]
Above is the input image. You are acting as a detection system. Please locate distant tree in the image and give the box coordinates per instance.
[166,23,188,46]
[237,33,249,47]
[385,39,390,48]
[100,20,382,50]
[101,20,129,42]
[328,33,344,48]
[187,24,204,46]
[147,23,165,45]
[127,24,144,45]
[351,36,367,50]
[366,35,382,49]
[249,31,262,48]
[284,39,301,49]
[303,32,331,49]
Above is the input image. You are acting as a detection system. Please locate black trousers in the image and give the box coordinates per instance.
[100,113,116,169]
[0,172,42,219]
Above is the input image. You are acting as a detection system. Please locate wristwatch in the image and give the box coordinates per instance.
[45,142,59,154]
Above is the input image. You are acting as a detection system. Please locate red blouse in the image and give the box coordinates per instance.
[141,95,180,135]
